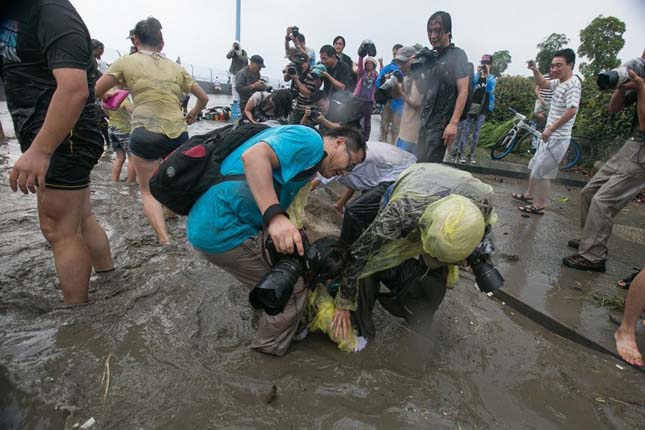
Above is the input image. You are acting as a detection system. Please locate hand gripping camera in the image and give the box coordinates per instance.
[597,57,645,91]
[249,235,350,315]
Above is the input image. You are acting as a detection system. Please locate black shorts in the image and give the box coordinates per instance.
[129,127,188,160]
[45,140,103,190]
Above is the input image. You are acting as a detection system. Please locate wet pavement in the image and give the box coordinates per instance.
[1,100,645,429]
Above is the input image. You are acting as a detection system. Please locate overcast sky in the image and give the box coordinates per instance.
[73,0,644,82]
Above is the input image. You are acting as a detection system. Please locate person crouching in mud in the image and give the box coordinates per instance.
[331,163,504,343]
[186,125,366,356]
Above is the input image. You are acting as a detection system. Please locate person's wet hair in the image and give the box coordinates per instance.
[554,48,576,67]
[333,36,346,47]
[310,89,327,104]
[392,43,403,52]
[323,126,367,155]
[319,45,336,58]
[134,16,163,48]
[91,39,104,51]
[427,11,453,40]
[296,33,306,44]
[270,89,293,118]
[312,236,352,280]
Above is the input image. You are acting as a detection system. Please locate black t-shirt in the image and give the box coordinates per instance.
[0,0,102,151]
[323,59,352,97]
[339,52,356,91]
[417,45,469,129]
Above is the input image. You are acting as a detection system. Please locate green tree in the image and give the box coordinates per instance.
[490,50,511,77]
[578,15,625,79]
[536,33,569,74]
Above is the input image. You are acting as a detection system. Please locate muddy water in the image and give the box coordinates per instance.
[1,101,645,429]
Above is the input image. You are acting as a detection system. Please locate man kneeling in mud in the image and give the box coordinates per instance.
[186,125,366,356]
[330,163,503,341]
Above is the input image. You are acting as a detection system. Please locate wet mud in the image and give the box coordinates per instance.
[1,102,645,429]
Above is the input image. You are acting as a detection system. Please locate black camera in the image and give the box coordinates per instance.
[466,229,504,293]
[374,70,404,104]
[291,26,300,39]
[249,235,350,315]
[286,64,298,76]
[309,106,321,120]
[358,39,377,57]
[597,57,645,90]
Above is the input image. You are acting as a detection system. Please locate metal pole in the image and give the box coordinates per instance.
[235,0,241,43]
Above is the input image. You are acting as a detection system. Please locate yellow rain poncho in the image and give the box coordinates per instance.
[337,163,495,310]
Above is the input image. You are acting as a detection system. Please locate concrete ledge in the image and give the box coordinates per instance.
[446,159,589,188]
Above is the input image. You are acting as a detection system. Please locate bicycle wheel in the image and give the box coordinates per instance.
[515,131,537,160]
[490,131,517,160]
[560,138,581,170]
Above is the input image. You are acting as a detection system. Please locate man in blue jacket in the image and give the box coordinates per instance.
[452,54,496,164]
[376,44,404,143]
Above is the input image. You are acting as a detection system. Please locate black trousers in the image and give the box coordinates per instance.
[354,259,448,339]
[340,182,392,244]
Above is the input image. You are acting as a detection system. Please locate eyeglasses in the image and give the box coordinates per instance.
[345,146,358,172]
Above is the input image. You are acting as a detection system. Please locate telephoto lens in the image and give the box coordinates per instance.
[249,257,304,315]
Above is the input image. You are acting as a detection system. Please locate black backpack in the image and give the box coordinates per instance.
[150,123,270,216]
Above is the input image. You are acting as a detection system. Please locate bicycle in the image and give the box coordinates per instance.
[490,107,581,170]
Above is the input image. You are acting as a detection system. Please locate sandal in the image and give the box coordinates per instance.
[512,192,533,204]
[617,269,641,290]
[518,205,545,215]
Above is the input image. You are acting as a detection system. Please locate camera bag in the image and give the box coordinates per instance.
[150,123,270,215]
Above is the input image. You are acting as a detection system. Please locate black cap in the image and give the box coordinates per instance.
[125,29,135,40]
[250,55,265,68]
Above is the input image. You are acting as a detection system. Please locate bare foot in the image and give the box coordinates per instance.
[614,328,643,366]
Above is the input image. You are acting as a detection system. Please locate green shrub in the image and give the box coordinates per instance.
[478,119,514,148]
[488,76,536,122]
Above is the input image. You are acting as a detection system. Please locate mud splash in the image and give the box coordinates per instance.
[1,102,645,429]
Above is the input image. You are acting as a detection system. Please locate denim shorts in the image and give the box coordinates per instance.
[129,127,188,160]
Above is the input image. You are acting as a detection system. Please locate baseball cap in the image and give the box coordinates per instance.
[250,55,265,68]
[480,54,492,64]
[394,46,416,62]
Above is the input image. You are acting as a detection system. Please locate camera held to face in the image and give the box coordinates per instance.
[597,57,645,91]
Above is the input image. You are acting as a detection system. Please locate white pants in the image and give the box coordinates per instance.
[231,74,239,102]
[528,137,570,179]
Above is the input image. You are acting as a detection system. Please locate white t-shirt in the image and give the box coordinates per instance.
[546,75,581,139]
[317,141,416,190]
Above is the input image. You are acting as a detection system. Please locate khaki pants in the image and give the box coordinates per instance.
[199,233,307,356]
[380,100,400,144]
[579,138,645,262]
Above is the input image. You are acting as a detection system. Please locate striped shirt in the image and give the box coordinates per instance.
[291,70,319,111]
[539,74,554,102]
[546,75,581,139]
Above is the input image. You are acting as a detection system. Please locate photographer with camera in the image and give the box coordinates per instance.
[376,44,404,143]
[243,89,293,125]
[301,90,363,134]
[319,45,352,98]
[283,53,320,125]
[285,26,316,68]
[235,54,267,112]
[452,54,496,164]
[332,163,502,341]
[186,125,366,356]
[513,48,581,216]
[563,50,645,273]
[353,52,379,141]
[226,41,248,103]
[389,46,423,156]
